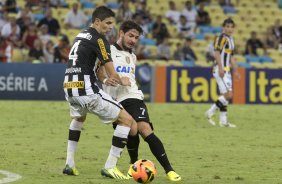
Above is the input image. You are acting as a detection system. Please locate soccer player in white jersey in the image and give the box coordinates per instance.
[62,6,138,179]
[205,18,240,128]
[97,20,181,181]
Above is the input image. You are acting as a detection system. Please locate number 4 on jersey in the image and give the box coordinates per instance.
[69,40,81,66]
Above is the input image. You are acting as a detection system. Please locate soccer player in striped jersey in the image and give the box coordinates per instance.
[98,20,181,181]
[62,6,138,179]
[205,18,240,128]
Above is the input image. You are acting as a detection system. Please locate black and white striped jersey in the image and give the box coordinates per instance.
[213,33,235,72]
[63,27,112,97]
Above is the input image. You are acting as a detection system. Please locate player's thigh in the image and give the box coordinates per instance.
[116,109,136,128]
[86,91,122,124]
[121,99,153,136]
[67,97,88,119]
[121,99,151,123]
[214,73,232,94]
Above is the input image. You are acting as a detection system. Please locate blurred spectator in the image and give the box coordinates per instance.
[177,15,193,39]
[218,0,238,13]
[53,34,70,63]
[3,0,17,13]
[195,0,211,5]
[133,13,150,37]
[152,15,170,45]
[0,11,9,30]
[206,40,215,63]
[38,8,60,36]
[17,16,32,38]
[245,31,266,56]
[135,44,151,60]
[38,24,52,48]
[135,1,151,22]
[50,0,68,8]
[157,38,171,60]
[0,36,12,63]
[173,42,184,60]
[22,23,38,49]
[1,16,20,38]
[182,38,197,61]
[264,27,278,49]
[272,19,282,40]
[116,0,133,23]
[25,0,41,7]
[64,3,88,29]
[44,40,54,63]
[16,4,34,22]
[218,0,239,6]
[165,1,180,25]
[196,3,211,25]
[28,39,45,63]
[181,1,197,33]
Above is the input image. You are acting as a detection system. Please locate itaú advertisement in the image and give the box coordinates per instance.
[165,67,218,103]
[153,66,281,104]
[246,69,282,104]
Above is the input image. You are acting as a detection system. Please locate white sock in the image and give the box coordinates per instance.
[66,141,77,167]
[209,104,218,114]
[65,119,83,167]
[104,125,130,169]
[220,111,227,124]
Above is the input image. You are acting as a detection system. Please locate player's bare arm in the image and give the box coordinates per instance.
[104,61,131,86]
[97,65,119,86]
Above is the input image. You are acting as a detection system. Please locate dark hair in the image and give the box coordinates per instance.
[222,18,235,27]
[92,6,115,22]
[119,20,143,35]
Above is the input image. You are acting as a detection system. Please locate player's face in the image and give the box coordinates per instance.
[223,23,235,36]
[97,17,115,35]
[121,29,140,50]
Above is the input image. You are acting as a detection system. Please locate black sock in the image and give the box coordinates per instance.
[145,133,173,173]
[127,134,140,164]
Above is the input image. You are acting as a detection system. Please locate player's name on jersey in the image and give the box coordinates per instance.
[64,81,84,89]
[65,67,82,74]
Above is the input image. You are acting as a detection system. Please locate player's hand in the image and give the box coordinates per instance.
[104,78,119,86]
[219,68,225,78]
[120,77,131,86]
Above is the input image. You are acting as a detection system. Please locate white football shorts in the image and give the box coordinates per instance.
[213,71,232,94]
[66,89,122,124]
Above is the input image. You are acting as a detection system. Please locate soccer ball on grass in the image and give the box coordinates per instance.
[130,159,157,184]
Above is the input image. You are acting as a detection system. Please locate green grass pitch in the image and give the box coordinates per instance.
[0,101,281,184]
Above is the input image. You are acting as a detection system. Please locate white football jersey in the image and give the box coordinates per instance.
[103,44,144,102]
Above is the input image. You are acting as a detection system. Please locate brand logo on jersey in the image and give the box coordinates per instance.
[97,38,109,60]
[64,81,84,89]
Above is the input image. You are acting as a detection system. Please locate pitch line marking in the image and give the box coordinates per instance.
[0,170,22,184]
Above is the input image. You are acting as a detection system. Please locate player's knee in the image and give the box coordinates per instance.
[118,109,134,127]
[138,122,153,138]
[129,120,138,136]
[75,116,86,122]
[227,92,233,100]
[223,92,232,101]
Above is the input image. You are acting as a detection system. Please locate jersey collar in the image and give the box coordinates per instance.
[114,43,132,54]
